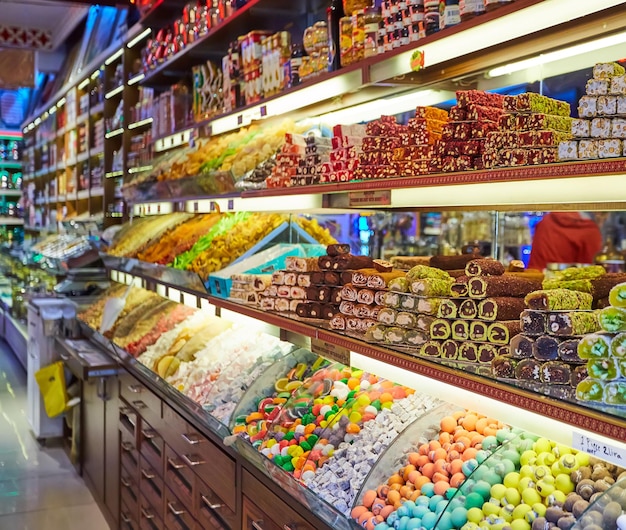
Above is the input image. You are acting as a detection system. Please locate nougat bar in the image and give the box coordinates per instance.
[524,289,593,311]
[505,93,570,117]
[534,335,560,361]
[510,334,534,359]
[488,320,522,344]
[478,297,526,322]
[465,259,505,277]
[548,311,600,336]
[459,299,478,319]
[430,319,452,340]
[468,275,542,299]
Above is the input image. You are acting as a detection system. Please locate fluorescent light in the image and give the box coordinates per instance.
[57,97,66,107]
[369,0,626,83]
[78,78,90,90]
[128,165,153,174]
[105,128,124,139]
[210,69,363,136]
[34,118,41,126]
[184,194,324,214]
[105,48,123,65]
[128,117,153,129]
[49,106,57,115]
[105,85,124,99]
[128,73,145,86]
[128,27,151,48]
[315,89,454,125]
[488,30,626,77]
[105,170,124,178]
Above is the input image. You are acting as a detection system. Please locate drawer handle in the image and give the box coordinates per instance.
[167,501,185,516]
[181,432,204,445]
[142,428,156,440]
[120,406,133,415]
[201,495,222,510]
[167,456,185,469]
[128,384,143,393]
[252,521,264,530]
[141,468,155,480]
[121,512,131,523]
[121,477,131,487]
[121,441,134,452]
[141,507,155,520]
[182,453,205,467]
[132,400,147,409]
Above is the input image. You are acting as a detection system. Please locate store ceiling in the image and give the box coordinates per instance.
[0,0,91,50]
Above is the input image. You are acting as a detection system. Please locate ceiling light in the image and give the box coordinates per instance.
[488,30,626,78]
[127,28,152,48]
[105,48,123,65]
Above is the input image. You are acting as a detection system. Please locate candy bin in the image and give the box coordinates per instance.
[201,342,293,426]
[304,389,444,515]
[230,349,328,443]
[350,408,512,530]
[571,476,626,530]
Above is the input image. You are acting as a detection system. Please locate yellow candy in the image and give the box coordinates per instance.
[266,439,277,448]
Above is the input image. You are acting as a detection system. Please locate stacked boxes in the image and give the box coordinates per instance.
[319,124,366,184]
[267,134,332,188]
[484,94,572,168]
[559,62,626,160]
[433,90,504,172]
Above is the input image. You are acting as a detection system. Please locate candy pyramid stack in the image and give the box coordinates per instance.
[483,93,572,168]
[576,281,626,406]
[421,259,540,366]
[432,90,505,172]
[318,124,366,184]
[355,106,448,181]
[267,133,332,188]
[559,61,626,161]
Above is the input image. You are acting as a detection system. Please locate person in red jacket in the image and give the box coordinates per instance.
[528,212,603,271]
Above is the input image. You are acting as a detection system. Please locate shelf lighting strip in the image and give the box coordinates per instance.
[369,0,626,83]
[105,170,124,178]
[78,78,90,90]
[105,128,124,139]
[127,27,152,48]
[128,117,153,130]
[180,194,324,215]
[105,48,123,65]
[127,165,153,174]
[128,73,145,86]
[105,86,124,99]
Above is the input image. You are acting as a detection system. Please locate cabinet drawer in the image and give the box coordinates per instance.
[139,456,163,519]
[120,401,138,441]
[121,435,139,477]
[164,445,196,514]
[120,498,138,530]
[139,421,164,479]
[169,425,236,512]
[197,475,235,530]
[120,473,139,523]
[120,378,162,426]
[242,496,281,530]
[165,486,198,530]
[139,493,164,530]
[242,470,318,530]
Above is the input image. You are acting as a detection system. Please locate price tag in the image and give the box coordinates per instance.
[210,201,216,212]
[572,432,626,467]
[227,199,234,211]
[260,105,267,117]
[410,49,425,72]
[193,201,199,212]
[237,115,243,125]
[311,338,350,365]
[348,190,391,207]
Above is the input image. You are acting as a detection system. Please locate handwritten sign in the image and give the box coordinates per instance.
[311,338,350,365]
[348,190,391,208]
[572,432,626,467]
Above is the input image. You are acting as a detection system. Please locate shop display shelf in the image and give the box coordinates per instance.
[0,162,21,170]
[102,253,626,441]
[137,0,189,29]
[0,190,23,197]
[89,102,104,117]
[0,218,24,226]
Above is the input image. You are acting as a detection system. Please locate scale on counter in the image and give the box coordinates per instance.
[54,267,110,298]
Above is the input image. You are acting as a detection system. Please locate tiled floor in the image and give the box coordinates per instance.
[0,340,110,530]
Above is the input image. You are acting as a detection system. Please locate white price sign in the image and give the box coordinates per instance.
[572,432,626,467]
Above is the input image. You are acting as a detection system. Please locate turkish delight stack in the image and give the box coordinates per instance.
[266,133,331,188]
[419,259,536,368]
[491,286,601,395]
[229,274,272,306]
[432,90,504,172]
[332,267,405,336]
[575,281,626,406]
[483,93,572,168]
[559,62,626,161]
[319,124,366,184]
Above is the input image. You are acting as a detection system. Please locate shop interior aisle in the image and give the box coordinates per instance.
[0,341,109,530]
